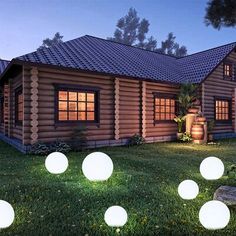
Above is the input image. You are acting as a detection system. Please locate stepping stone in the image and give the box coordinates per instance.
[214,186,236,207]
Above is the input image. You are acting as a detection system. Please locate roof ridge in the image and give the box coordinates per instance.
[83,35,179,59]
[178,41,236,60]
[0,59,10,63]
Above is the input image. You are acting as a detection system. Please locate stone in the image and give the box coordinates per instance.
[213,186,236,207]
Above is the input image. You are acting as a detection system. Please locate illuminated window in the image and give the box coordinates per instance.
[15,87,23,124]
[215,99,230,121]
[224,63,232,78]
[154,95,176,121]
[57,88,98,122]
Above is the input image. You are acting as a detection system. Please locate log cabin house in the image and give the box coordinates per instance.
[0,35,236,152]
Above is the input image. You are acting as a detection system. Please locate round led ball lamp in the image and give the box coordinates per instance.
[82,152,113,181]
[0,200,15,228]
[199,200,230,230]
[178,180,199,200]
[200,156,224,180]
[104,206,128,227]
[45,152,69,174]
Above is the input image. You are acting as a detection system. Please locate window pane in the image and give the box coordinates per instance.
[155,98,160,105]
[59,111,67,120]
[69,112,77,120]
[78,93,86,101]
[78,112,86,120]
[59,91,67,100]
[69,92,77,101]
[87,112,95,121]
[215,99,230,121]
[87,102,94,111]
[87,93,95,102]
[59,101,67,110]
[78,102,86,111]
[69,102,77,111]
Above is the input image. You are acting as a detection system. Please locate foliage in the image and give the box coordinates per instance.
[70,124,87,151]
[205,0,236,29]
[109,8,187,57]
[177,83,198,116]
[226,164,236,179]
[1,139,236,235]
[50,140,71,154]
[30,142,50,155]
[157,32,187,57]
[174,115,186,133]
[128,134,145,146]
[38,32,63,50]
[207,120,215,133]
[179,132,192,142]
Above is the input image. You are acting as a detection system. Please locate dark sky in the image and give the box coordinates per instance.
[0,0,235,60]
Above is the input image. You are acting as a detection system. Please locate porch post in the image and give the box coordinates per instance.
[114,78,120,140]
[30,67,39,144]
[141,81,146,138]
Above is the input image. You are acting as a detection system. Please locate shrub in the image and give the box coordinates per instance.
[128,134,145,146]
[179,132,192,142]
[30,142,50,155]
[70,125,87,151]
[50,140,71,154]
[226,164,236,179]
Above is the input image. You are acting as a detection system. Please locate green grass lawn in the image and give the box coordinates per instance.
[0,139,236,235]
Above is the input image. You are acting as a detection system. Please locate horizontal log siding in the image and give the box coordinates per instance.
[10,73,22,140]
[203,50,236,134]
[119,79,141,138]
[146,81,179,137]
[23,67,115,144]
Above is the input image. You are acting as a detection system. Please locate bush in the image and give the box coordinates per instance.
[179,133,192,142]
[128,134,145,146]
[226,164,236,179]
[70,125,87,151]
[30,142,50,155]
[50,140,71,154]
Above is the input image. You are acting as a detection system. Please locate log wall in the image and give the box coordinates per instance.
[202,50,236,134]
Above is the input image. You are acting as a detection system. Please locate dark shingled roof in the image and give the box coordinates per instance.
[0,59,10,75]
[7,35,236,84]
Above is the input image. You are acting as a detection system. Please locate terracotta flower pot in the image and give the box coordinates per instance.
[177,132,183,140]
[196,116,206,122]
[191,124,204,140]
[188,107,199,114]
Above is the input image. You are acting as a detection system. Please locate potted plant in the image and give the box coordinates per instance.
[207,120,215,141]
[196,111,207,122]
[174,115,186,139]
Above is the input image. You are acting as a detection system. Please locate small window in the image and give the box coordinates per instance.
[56,87,98,122]
[15,87,23,124]
[224,63,233,78]
[215,98,231,121]
[154,95,176,121]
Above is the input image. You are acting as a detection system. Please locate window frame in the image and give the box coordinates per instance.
[15,86,23,125]
[223,61,233,80]
[153,93,177,123]
[54,84,100,125]
[214,96,232,123]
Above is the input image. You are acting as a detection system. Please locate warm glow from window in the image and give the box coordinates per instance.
[58,90,96,121]
[215,99,230,121]
[224,63,232,77]
[155,97,175,121]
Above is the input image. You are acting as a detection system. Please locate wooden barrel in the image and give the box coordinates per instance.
[191,124,204,140]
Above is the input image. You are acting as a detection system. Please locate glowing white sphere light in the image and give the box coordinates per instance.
[178,180,199,200]
[45,152,68,174]
[0,200,15,228]
[199,200,230,230]
[200,156,224,180]
[104,206,128,227]
[82,152,113,181]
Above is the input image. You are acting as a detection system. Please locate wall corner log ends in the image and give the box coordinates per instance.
[114,78,120,140]
[30,67,39,144]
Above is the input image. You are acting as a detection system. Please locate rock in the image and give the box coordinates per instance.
[214,186,236,207]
